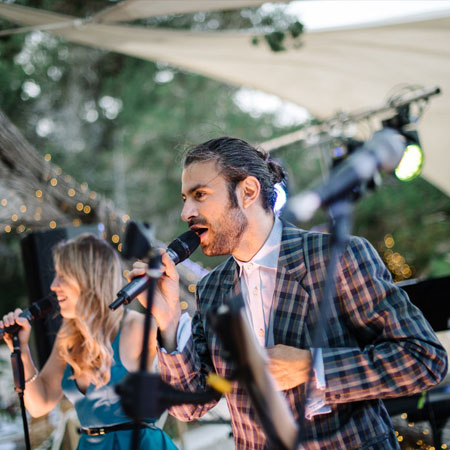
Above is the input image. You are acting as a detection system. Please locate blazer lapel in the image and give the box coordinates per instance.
[218,256,241,300]
[272,223,311,347]
[211,257,242,376]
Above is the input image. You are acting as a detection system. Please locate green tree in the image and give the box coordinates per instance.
[0,1,309,312]
[0,0,449,298]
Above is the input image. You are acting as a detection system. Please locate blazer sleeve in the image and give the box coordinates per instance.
[321,235,448,404]
[157,309,222,421]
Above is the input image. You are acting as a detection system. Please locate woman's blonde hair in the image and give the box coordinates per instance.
[53,233,124,387]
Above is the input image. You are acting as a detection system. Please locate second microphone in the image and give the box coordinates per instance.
[109,230,200,310]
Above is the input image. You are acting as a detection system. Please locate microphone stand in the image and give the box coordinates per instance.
[116,248,220,450]
[295,197,353,448]
[10,332,32,450]
[130,248,161,450]
[208,297,298,450]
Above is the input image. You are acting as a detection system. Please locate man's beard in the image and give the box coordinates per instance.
[202,204,248,257]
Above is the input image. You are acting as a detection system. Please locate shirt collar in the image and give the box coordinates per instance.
[234,216,283,275]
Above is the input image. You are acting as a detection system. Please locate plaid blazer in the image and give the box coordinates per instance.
[158,222,447,449]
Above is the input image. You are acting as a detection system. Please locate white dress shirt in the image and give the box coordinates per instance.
[234,217,282,347]
[234,217,330,419]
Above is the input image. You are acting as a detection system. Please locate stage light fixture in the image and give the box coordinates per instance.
[330,138,380,200]
[394,142,424,182]
[382,107,424,182]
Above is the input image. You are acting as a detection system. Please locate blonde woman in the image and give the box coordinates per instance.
[0,233,177,449]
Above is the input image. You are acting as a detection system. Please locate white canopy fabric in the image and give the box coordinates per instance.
[0,2,449,195]
[92,0,285,23]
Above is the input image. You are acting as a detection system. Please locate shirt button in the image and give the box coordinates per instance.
[247,263,253,270]
[252,287,258,295]
[258,328,264,337]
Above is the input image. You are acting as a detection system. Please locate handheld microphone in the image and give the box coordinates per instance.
[109,230,200,310]
[0,295,57,338]
[283,128,406,222]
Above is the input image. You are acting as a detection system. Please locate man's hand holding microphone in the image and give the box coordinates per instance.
[128,252,181,353]
[116,229,200,353]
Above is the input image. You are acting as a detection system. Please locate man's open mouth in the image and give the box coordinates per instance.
[196,228,208,237]
[190,226,208,237]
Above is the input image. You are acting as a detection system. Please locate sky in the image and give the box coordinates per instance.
[234,0,450,125]
[287,0,450,31]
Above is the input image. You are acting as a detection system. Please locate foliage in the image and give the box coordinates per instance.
[354,176,450,279]
[137,3,304,51]
[0,0,449,298]
[0,1,308,307]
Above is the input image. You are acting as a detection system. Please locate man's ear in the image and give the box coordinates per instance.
[239,176,261,209]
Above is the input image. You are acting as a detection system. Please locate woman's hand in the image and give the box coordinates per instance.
[0,308,32,352]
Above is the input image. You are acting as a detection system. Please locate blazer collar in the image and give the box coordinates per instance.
[277,220,308,284]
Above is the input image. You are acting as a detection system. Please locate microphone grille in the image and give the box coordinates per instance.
[27,295,56,321]
[168,230,200,263]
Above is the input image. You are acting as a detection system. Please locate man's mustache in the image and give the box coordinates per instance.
[188,218,209,228]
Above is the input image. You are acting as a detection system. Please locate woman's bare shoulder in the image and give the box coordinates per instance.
[119,309,156,370]
[120,309,146,349]
[123,309,145,329]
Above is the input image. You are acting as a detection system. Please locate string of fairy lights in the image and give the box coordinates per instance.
[393,411,448,450]
[379,233,414,282]
[0,149,130,250]
[0,140,202,311]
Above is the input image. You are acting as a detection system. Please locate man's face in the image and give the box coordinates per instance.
[181,161,248,256]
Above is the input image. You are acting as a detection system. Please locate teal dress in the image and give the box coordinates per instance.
[61,328,178,449]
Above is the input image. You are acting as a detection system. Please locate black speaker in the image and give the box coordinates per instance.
[398,275,450,332]
[20,224,103,368]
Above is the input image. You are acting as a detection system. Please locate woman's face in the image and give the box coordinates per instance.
[50,271,81,319]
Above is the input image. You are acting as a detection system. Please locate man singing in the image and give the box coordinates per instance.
[131,137,447,449]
